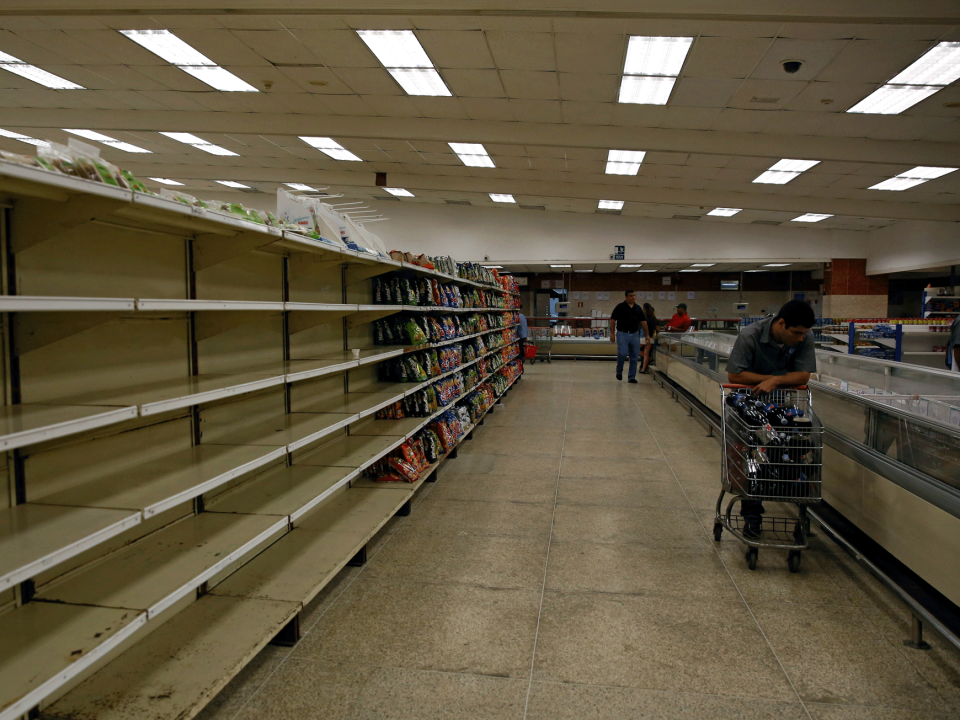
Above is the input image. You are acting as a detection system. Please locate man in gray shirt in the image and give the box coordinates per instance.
[727,300,818,537]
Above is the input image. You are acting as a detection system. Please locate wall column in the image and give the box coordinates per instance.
[822,259,889,317]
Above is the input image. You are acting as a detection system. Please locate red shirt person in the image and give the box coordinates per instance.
[665,303,692,332]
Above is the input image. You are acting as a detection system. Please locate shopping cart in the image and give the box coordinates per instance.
[714,384,823,572]
[527,327,552,363]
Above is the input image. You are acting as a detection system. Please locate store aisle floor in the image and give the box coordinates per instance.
[200,362,960,720]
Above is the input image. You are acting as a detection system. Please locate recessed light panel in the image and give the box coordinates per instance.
[679,269,700,273]
[120,30,257,92]
[0,128,49,147]
[848,41,960,114]
[160,132,239,156]
[284,183,316,191]
[619,264,643,268]
[635,269,657,272]
[449,142,495,168]
[0,51,83,89]
[753,159,819,184]
[598,200,625,210]
[691,263,715,267]
[869,165,958,191]
[618,36,692,105]
[64,129,151,153]
[384,187,414,197]
[215,180,250,188]
[707,207,741,217]
[299,137,362,162]
[791,214,832,222]
[764,263,791,267]
[357,30,452,96]
[149,177,184,186]
[550,264,571,268]
[489,193,515,203]
[575,269,593,273]
[605,149,646,175]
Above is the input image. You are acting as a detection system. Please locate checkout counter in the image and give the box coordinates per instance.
[656,330,960,612]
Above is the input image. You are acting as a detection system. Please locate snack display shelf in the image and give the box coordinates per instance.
[0,603,147,720]
[363,304,512,314]
[394,260,513,295]
[37,512,287,620]
[0,404,139,453]
[0,504,142,592]
[399,338,520,396]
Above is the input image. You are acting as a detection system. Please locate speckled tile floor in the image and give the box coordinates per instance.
[198,362,960,720]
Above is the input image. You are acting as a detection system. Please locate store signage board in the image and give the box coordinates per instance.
[610,245,625,260]
[668,291,676,301]
[659,291,666,300]
[646,292,654,301]
[688,291,696,300]
[662,276,671,285]
[515,276,528,286]
[571,291,581,300]
[581,292,590,300]
[542,280,564,289]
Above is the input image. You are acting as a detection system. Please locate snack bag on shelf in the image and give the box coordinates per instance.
[415,254,435,270]
[405,319,428,346]
[389,250,405,262]
[386,456,420,482]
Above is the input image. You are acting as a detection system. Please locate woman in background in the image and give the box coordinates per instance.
[640,303,658,374]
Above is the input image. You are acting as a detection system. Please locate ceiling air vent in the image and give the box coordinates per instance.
[519,204,545,210]
[752,220,782,226]
[672,214,701,220]
[444,199,471,205]
[750,96,780,104]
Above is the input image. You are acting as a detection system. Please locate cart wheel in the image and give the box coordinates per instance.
[713,523,723,542]
[788,551,802,573]
[746,548,758,571]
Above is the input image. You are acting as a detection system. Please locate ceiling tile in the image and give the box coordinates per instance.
[486,32,556,71]
[530,158,569,172]
[419,30,495,69]
[760,111,829,136]
[660,106,722,130]
[558,73,619,103]
[611,104,668,127]
[479,18,554,33]
[644,151,688,165]
[495,155,532,170]
[16,30,117,65]
[69,64,171,92]
[232,30,321,65]
[409,97,470,119]
[287,29,375,67]
[175,29,272,66]
[334,68,403,96]
[361,95,422,117]
[561,101,615,126]
[324,94,379,117]
[685,154,730,168]
[817,40,936,84]
[709,108,773,133]
[138,89,211,112]
[920,120,960,144]
[751,39,849,81]
[411,17,485,31]
[726,79,807,109]
[132,64,213,92]
[555,33,625,75]
[784,81,877,113]
[187,92,252,113]
[94,90,171,111]
[866,115,955,141]
[258,92,335,116]
[277,66,355,95]
[683,37,772,79]
[459,97,515,121]
[670,77,741,107]
[442,69,505,98]
[148,15,225,30]
[500,70,560,100]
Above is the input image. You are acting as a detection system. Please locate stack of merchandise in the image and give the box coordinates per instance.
[463,384,497,423]
[2,141,151,193]
[388,250,437,270]
[492,361,521,395]
[434,372,465,406]
[366,432,435,483]
[373,275,472,308]
[375,385,439,419]
[378,347,461,383]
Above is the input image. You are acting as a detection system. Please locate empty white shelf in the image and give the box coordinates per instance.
[38,513,287,619]
[32,444,288,519]
[0,602,145,720]
[210,411,354,452]
[297,391,404,420]
[0,404,139,452]
[0,296,136,312]
[0,504,141,592]
[296,434,405,471]
[135,299,284,312]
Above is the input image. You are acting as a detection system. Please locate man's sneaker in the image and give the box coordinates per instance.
[628,378,638,384]
[616,373,622,381]
[743,518,762,540]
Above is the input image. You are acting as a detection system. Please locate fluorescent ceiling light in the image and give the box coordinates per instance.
[598,200,624,210]
[299,136,362,162]
[149,177,184,186]
[691,263,715,267]
[619,264,643,268]
[384,187,414,197]
[449,142,495,168]
[214,180,249,188]
[869,165,957,191]
[550,264,571,268]
[575,269,593,273]
[707,207,741,217]
[753,158,819,184]
[746,269,765,272]
[791,214,832,222]
[64,129,151,153]
[679,269,701,273]
[357,30,451,96]
[120,30,257,92]
[284,183,316,191]
[618,75,676,105]
[0,51,83,89]
[489,193,515,203]
[160,131,239,156]
[619,36,692,105]
[0,128,49,147]
[482,265,503,268]
[764,263,791,267]
[635,269,657,272]
[606,149,646,175]
[848,42,960,114]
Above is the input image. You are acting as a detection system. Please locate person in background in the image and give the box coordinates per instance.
[726,300,818,539]
[947,313,960,372]
[665,303,692,332]
[517,312,529,373]
[640,303,658,374]
[609,290,650,384]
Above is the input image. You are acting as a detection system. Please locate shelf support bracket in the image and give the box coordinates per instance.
[193,231,275,272]
[13,312,120,355]
[11,196,130,254]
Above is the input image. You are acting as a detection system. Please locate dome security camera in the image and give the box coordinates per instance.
[782,60,803,74]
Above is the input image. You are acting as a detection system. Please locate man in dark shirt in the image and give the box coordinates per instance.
[609,290,650,383]
[727,299,818,538]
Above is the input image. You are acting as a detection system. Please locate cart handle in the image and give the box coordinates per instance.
[722,383,808,390]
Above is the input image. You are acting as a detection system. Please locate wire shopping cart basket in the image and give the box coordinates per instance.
[714,384,824,572]
[528,327,552,364]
